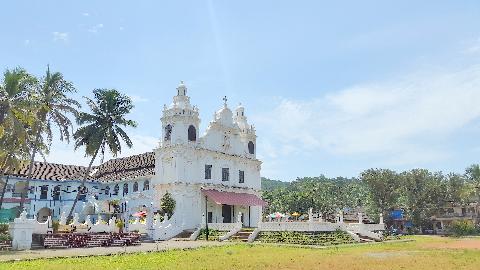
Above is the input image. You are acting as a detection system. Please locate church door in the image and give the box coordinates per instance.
[222,205,232,223]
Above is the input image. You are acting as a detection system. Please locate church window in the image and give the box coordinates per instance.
[164,124,172,141]
[123,183,129,195]
[222,168,229,181]
[143,180,150,191]
[40,185,48,199]
[239,170,245,183]
[113,184,119,195]
[53,185,61,201]
[105,186,110,195]
[78,186,87,201]
[248,141,255,154]
[133,182,138,192]
[205,165,212,179]
[188,125,196,141]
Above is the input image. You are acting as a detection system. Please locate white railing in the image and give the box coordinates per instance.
[206,223,239,231]
[127,217,147,234]
[258,222,342,232]
[148,213,185,241]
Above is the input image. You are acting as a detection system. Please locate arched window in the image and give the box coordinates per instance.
[105,186,110,195]
[143,180,150,191]
[123,183,129,195]
[164,124,172,141]
[113,184,119,195]
[133,182,138,192]
[53,185,61,201]
[248,141,255,154]
[188,125,196,141]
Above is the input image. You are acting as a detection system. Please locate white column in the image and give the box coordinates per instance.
[379,213,384,224]
[358,212,363,224]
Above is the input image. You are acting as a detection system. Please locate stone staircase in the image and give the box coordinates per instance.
[229,228,255,242]
[171,229,195,241]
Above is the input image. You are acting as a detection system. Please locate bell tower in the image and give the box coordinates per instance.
[160,81,200,145]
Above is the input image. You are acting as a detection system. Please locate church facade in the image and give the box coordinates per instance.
[0,82,264,229]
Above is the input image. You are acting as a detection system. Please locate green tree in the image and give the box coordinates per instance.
[67,89,137,219]
[0,68,37,211]
[401,169,445,230]
[160,192,176,218]
[465,164,480,200]
[360,169,402,220]
[20,66,80,210]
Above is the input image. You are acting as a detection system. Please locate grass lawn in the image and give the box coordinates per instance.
[1,236,480,270]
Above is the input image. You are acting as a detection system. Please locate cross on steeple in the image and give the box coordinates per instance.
[223,96,228,107]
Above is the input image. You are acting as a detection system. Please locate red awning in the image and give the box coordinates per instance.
[202,189,267,206]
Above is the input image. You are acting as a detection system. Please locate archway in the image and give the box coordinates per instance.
[37,207,51,222]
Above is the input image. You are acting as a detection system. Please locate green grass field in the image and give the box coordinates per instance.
[1,236,480,270]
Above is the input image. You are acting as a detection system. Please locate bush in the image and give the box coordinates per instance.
[0,223,8,234]
[447,220,478,236]
[52,220,60,233]
[0,233,11,242]
[257,230,355,246]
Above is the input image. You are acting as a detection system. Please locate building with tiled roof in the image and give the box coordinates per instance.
[0,82,264,229]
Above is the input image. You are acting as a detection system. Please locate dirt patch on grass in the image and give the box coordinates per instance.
[422,238,480,250]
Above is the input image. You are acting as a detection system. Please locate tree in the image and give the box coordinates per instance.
[20,66,80,210]
[465,164,480,200]
[160,192,176,218]
[400,169,445,230]
[67,89,137,219]
[0,68,36,211]
[360,169,402,220]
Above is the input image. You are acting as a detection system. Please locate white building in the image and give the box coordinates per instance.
[0,82,265,229]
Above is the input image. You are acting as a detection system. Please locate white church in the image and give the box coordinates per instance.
[0,82,265,230]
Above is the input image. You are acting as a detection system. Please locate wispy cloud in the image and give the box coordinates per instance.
[88,23,104,33]
[255,63,480,169]
[82,12,90,17]
[52,32,69,42]
[24,39,30,46]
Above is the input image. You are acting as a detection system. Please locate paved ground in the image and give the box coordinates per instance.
[0,241,232,262]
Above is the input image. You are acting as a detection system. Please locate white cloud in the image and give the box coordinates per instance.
[88,23,104,33]
[52,32,69,42]
[119,26,124,31]
[24,39,30,46]
[82,12,90,17]
[255,64,480,168]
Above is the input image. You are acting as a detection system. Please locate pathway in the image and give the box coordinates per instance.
[0,240,231,262]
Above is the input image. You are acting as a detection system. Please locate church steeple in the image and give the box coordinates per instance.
[177,81,187,96]
[161,81,200,145]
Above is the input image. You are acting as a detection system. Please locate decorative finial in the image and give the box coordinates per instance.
[223,96,228,107]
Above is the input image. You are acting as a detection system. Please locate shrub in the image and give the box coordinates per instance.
[447,220,477,236]
[0,223,8,234]
[52,220,60,233]
[0,234,11,242]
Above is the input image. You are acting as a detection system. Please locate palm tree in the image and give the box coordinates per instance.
[67,89,137,219]
[0,68,36,210]
[20,66,80,209]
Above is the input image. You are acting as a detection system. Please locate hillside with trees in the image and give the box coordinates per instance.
[262,165,480,232]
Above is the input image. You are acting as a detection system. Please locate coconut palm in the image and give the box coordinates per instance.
[0,68,37,210]
[20,66,80,209]
[67,89,137,219]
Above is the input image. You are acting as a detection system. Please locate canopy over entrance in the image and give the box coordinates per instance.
[202,189,267,206]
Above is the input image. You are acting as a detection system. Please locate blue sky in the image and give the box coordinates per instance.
[1,1,480,181]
